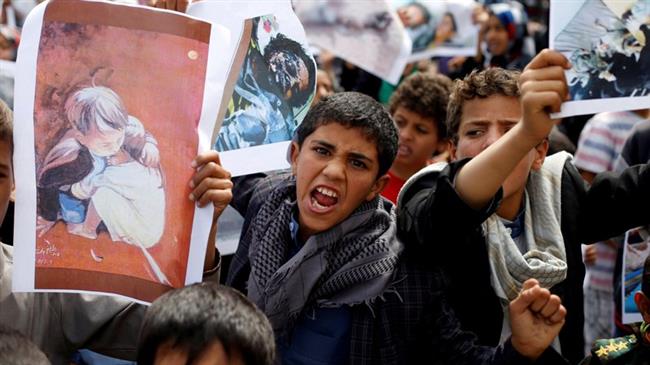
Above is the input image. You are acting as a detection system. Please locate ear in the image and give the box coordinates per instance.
[449,140,458,161]
[366,174,390,201]
[531,139,549,171]
[635,292,650,323]
[289,141,300,176]
[436,138,450,154]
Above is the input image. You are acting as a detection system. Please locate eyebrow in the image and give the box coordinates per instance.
[462,119,519,128]
[312,139,373,163]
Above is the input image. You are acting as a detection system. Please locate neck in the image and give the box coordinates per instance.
[390,162,425,181]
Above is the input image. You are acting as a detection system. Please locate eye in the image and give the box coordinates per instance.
[416,125,429,134]
[465,129,484,138]
[350,159,368,169]
[313,146,330,156]
[395,119,406,128]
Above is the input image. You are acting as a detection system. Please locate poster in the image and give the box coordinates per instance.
[293,0,411,85]
[0,60,14,109]
[12,0,232,303]
[551,0,650,118]
[392,0,479,62]
[621,226,650,324]
[188,0,316,177]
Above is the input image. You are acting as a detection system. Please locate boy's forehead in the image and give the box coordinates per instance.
[308,123,378,153]
[460,95,521,125]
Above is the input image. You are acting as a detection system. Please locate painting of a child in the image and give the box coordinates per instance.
[36,86,166,275]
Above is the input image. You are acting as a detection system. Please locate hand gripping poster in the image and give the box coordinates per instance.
[188,0,317,177]
[551,0,650,118]
[622,226,650,324]
[293,0,411,85]
[13,0,232,303]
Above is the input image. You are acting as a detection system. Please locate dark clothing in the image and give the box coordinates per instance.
[227,173,565,365]
[619,121,650,167]
[398,157,650,365]
[580,333,650,365]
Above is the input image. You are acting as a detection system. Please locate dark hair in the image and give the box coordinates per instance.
[447,68,520,143]
[0,325,50,365]
[442,11,457,32]
[264,34,316,106]
[0,99,13,153]
[409,2,431,24]
[389,72,452,140]
[137,283,275,365]
[296,92,398,177]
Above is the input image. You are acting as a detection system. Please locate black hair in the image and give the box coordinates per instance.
[0,325,50,365]
[137,283,275,365]
[296,91,398,178]
[264,33,316,106]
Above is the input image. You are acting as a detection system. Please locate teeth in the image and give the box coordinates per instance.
[316,186,338,198]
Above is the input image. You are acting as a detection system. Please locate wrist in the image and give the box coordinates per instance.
[511,336,543,361]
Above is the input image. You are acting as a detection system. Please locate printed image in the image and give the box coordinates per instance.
[30,1,210,301]
[554,0,650,101]
[393,0,479,60]
[215,15,316,152]
[294,0,410,84]
[622,226,650,324]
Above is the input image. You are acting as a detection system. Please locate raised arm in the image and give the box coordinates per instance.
[454,50,571,211]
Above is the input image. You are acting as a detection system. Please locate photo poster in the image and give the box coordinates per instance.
[12,0,234,304]
[0,60,15,109]
[188,0,317,177]
[550,0,650,118]
[391,0,479,62]
[621,226,650,324]
[293,0,412,85]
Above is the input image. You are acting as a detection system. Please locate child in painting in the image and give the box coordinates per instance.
[37,86,165,249]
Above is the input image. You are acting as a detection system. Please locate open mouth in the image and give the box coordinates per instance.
[309,186,339,212]
[397,144,412,157]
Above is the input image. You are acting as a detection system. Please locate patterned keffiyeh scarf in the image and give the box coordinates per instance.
[484,152,571,301]
[245,176,403,336]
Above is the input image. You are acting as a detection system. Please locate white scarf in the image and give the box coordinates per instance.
[485,152,571,301]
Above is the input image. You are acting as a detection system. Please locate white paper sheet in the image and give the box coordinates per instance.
[550,0,650,118]
[188,0,316,177]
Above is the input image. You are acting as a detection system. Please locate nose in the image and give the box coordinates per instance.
[322,158,346,182]
[399,125,413,141]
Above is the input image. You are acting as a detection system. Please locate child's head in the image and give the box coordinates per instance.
[137,283,275,365]
[388,72,451,176]
[485,2,527,58]
[0,100,13,226]
[0,325,50,365]
[447,68,547,204]
[65,86,128,157]
[291,91,397,239]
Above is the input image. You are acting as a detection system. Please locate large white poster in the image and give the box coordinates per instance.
[551,0,650,118]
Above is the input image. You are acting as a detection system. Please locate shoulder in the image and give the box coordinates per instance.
[590,334,638,364]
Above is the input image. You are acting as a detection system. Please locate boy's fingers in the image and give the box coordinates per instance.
[549,305,567,324]
[520,80,568,99]
[191,160,231,188]
[521,278,539,291]
[520,66,568,85]
[529,287,551,313]
[197,188,233,208]
[539,294,562,318]
[524,49,571,71]
[193,150,221,169]
[191,177,233,203]
[522,92,564,114]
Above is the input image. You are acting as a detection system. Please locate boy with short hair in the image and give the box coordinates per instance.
[137,282,275,365]
[226,91,570,364]
[0,98,232,364]
[382,71,451,203]
[398,50,650,364]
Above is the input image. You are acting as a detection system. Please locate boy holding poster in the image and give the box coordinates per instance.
[0,99,231,363]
